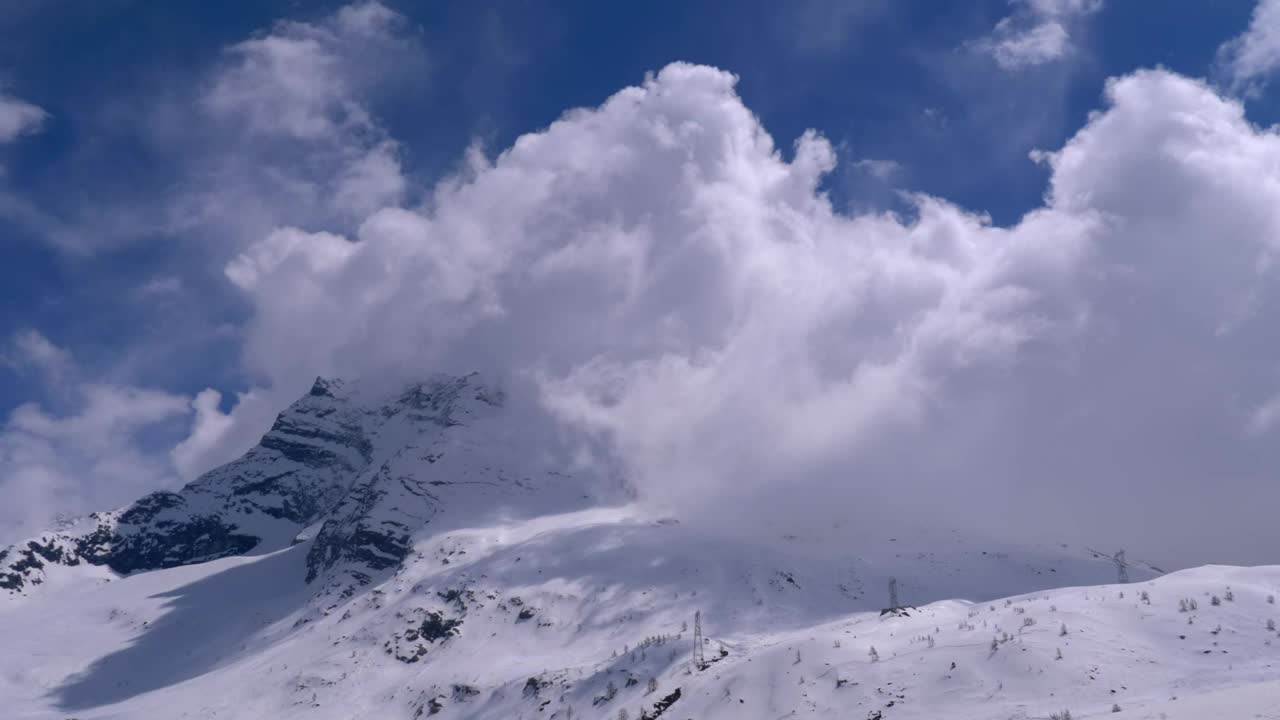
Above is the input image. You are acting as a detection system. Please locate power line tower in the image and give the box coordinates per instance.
[1114,550,1129,584]
[692,610,706,670]
[888,578,900,610]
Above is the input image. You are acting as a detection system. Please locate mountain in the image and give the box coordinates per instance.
[1,374,1275,719]
[2,374,598,599]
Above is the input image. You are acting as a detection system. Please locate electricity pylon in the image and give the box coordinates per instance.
[692,610,706,670]
[1114,550,1129,584]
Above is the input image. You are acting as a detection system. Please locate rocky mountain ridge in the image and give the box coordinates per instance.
[1,373,582,597]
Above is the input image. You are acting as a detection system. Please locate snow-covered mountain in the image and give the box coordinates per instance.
[1,374,1276,719]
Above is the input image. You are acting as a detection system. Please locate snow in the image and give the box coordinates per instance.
[2,512,1275,719]
[1,375,1276,719]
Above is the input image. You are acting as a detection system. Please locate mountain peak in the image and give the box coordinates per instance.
[307,376,342,399]
[1,371,579,597]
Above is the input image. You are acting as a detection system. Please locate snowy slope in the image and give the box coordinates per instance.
[1,374,1275,720]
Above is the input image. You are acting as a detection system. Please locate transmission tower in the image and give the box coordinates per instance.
[888,578,900,609]
[1114,550,1129,584]
[692,610,706,670]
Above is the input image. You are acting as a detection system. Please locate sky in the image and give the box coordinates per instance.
[1,0,1279,568]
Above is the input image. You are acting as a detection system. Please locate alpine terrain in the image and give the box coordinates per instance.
[2,374,1277,719]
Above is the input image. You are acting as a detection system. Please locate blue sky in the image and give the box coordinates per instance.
[2,1,1280,565]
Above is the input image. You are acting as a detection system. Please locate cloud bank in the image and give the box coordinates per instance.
[6,3,1280,568]
[214,58,1280,565]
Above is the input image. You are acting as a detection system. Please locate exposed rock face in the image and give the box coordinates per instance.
[2,376,375,593]
[303,374,560,593]
[3,372,595,597]
[0,512,117,592]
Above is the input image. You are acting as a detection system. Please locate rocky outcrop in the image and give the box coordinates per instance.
[0,513,116,592]
[4,371,592,599]
[304,376,493,589]
[2,377,374,594]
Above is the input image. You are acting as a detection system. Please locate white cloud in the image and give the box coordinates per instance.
[3,330,74,385]
[171,389,235,481]
[1023,0,1103,14]
[206,21,360,141]
[7,3,1280,567]
[852,158,901,181]
[1218,0,1280,93]
[208,61,1280,566]
[978,0,1102,70]
[196,1,411,225]
[135,275,184,297]
[0,333,193,541]
[0,94,45,143]
[3,2,415,256]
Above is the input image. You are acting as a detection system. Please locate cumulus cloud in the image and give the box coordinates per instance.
[9,3,1280,568]
[170,388,238,481]
[0,332,192,542]
[0,94,45,143]
[205,59,1280,566]
[200,0,410,217]
[1218,0,1280,93]
[977,0,1102,70]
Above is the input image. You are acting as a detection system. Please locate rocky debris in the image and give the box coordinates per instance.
[0,514,116,593]
[385,610,462,663]
[640,688,682,719]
